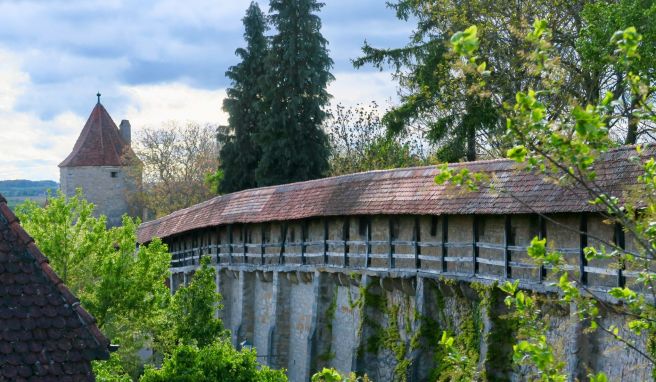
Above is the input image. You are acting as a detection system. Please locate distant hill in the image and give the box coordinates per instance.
[0,180,58,208]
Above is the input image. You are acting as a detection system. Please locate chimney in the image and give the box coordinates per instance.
[119,120,132,145]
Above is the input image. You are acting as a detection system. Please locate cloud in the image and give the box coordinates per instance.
[119,83,228,129]
[328,71,398,108]
[0,0,409,181]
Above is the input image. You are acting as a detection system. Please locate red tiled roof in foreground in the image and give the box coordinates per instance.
[0,194,110,381]
[138,145,654,243]
[59,102,136,167]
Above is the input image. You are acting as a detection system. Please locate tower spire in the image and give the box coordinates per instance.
[97,92,101,104]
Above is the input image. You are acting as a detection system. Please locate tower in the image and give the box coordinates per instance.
[59,95,142,227]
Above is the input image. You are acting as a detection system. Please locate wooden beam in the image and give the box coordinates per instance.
[343,219,350,267]
[504,215,512,279]
[472,216,479,275]
[614,222,626,287]
[414,217,421,269]
[538,214,547,282]
[216,226,221,261]
[323,218,329,265]
[365,217,372,268]
[228,224,233,265]
[579,214,588,285]
[388,217,396,269]
[260,224,266,266]
[301,220,308,265]
[441,215,448,273]
[279,223,288,265]
[243,225,248,264]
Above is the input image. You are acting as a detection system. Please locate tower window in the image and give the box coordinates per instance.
[110,171,118,178]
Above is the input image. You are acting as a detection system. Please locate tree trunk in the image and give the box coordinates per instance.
[466,123,476,161]
[625,98,639,145]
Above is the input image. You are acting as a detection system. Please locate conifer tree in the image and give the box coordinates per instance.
[219,2,269,193]
[255,0,333,186]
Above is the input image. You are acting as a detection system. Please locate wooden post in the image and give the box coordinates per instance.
[504,215,512,279]
[243,225,248,264]
[614,222,626,287]
[414,217,421,269]
[228,224,233,265]
[216,226,222,263]
[279,223,288,265]
[323,218,329,265]
[579,214,588,285]
[388,217,396,269]
[260,224,266,266]
[182,239,188,266]
[472,216,479,275]
[365,217,372,268]
[538,215,547,282]
[441,215,448,273]
[343,219,350,267]
[301,220,308,265]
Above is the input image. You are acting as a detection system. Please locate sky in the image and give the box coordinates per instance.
[0,0,412,181]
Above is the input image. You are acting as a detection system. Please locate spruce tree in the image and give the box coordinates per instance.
[256,0,333,186]
[219,2,269,193]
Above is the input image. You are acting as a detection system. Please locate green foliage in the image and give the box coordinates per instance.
[15,190,172,379]
[93,354,133,382]
[311,368,371,382]
[255,0,332,186]
[219,2,269,193]
[204,169,224,195]
[325,102,434,176]
[441,19,656,377]
[438,331,478,381]
[139,340,287,382]
[499,281,566,381]
[15,189,106,290]
[356,0,656,159]
[167,257,225,349]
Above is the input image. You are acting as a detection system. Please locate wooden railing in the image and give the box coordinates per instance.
[164,214,637,290]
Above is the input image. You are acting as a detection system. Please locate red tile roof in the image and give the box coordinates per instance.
[59,102,136,167]
[0,194,110,381]
[138,145,653,243]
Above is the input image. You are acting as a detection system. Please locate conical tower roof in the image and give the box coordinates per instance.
[59,101,136,167]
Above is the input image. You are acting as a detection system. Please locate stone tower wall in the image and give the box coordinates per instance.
[60,165,138,227]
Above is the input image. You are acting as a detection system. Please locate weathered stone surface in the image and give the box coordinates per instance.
[168,266,653,382]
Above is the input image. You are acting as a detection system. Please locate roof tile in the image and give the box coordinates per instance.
[0,193,110,381]
[59,102,137,168]
[138,146,655,243]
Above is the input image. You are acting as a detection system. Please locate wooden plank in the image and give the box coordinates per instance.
[579,214,588,285]
[615,223,626,287]
[441,215,448,272]
[228,224,233,265]
[343,218,350,267]
[389,217,396,269]
[260,224,266,265]
[504,215,512,279]
[323,218,329,265]
[538,214,547,282]
[301,220,308,265]
[472,216,479,275]
[279,223,288,265]
[414,217,421,269]
[243,225,248,264]
[365,216,371,268]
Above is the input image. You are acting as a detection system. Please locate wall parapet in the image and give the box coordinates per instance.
[163,212,639,295]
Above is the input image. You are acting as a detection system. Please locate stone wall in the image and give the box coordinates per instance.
[164,212,650,381]
[169,266,652,382]
[60,165,139,227]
